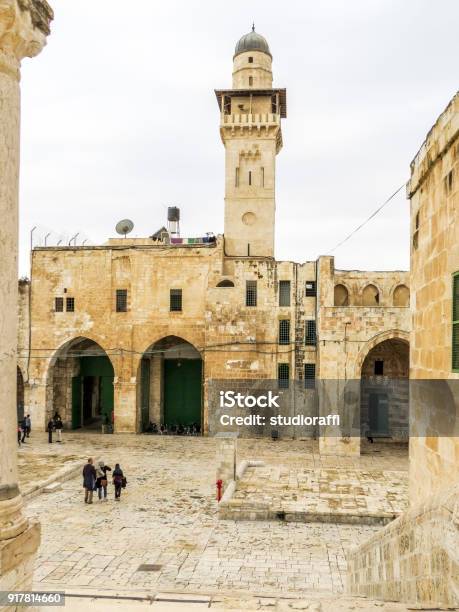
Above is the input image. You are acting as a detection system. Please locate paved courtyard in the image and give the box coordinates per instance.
[18,433,410,610]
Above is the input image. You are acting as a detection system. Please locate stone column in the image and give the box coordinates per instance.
[113,380,137,432]
[215,432,237,494]
[0,0,52,603]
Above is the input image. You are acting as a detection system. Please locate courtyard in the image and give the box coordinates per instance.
[18,433,410,610]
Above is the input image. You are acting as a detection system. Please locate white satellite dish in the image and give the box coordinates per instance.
[115,219,134,238]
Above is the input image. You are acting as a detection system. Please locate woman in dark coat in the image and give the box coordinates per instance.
[82,458,96,504]
[95,460,112,501]
[112,463,124,501]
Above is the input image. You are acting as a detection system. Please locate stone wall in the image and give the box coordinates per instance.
[347,484,459,608]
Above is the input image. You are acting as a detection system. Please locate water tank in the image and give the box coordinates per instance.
[168,207,180,222]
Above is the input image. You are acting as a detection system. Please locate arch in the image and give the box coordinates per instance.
[45,336,115,430]
[362,283,380,306]
[17,366,25,422]
[137,335,203,434]
[393,284,410,307]
[216,279,235,288]
[334,283,350,306]
[355,330,410,377]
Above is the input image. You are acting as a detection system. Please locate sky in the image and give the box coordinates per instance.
[18,0,459,276]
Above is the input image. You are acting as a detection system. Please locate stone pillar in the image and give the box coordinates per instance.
[149,354,163,424]
[113,380,137,432]
[0,0,53,605]
[215,432,237,494]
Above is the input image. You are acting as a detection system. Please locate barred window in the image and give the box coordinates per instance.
[54,297,64,312]
[170,289,182,312]
[453,273,459,371]
[278,363,289,389]
[304,363,316,389]
[305,281,316,297]
[279,280,291,306]
[305,320,316,346]
[66,297,75,312]
[279,319,290,345]
[246,280,257,307]
[116,289,127,312]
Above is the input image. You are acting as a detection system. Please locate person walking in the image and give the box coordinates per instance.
[95,461,111,501]
[112,463,125,501]
[20,416,27,443]
[17,424,22,447]
[55,415,63,443]
[25,414,31,438]
[47,418,54,443]
[83,458,96,504]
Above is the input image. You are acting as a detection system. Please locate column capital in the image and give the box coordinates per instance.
[0,0,53,78]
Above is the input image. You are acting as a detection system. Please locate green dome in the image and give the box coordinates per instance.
[234,27,271,58]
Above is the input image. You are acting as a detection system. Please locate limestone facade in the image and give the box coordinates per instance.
[16,29,410,445]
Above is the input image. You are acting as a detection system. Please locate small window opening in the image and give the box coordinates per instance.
[279,280,291,307]
[248,56,254,63]
[249,76,253,86]
[116,289,127,312]
[217,280,234,288]
[170,289,182,312]
[246,280,257,307]
[374,360,384,376]
[248,170,252,186]
[278,320,290,345]
[278,363,290,389]
[261,167,265,187]
[305,320,316,346]
[66,297,75,312]
[305,281,316,297]
[54,297,63,312]
[235,167,239,187]
[304,364,316,389]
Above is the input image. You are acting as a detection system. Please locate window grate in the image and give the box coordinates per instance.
[305,320,316,346]
[246,281,257,307]
[304,363,316,389]
[170,289,182,312]
[66,297,75,312]
[116,289,127,312]
[54,297,63,312]
[278,363,289,389]
[453,273,459,371]
[278,319,290,345]
[305,281,316,297]
[279,280,291,306]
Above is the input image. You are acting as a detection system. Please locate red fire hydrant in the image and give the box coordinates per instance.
[216,479,223,502]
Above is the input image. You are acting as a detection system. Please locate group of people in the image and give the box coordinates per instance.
[145,421,201,436]
[47,412,63,443]
[17,414,31,446]
[82,458,126,504]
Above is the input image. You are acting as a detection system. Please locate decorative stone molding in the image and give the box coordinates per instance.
[0,0,53,78]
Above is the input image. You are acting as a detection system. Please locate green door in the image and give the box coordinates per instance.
[71,376,82,429]
[140,358,150,432]
[369,393,389,436]
[164,359,202,427]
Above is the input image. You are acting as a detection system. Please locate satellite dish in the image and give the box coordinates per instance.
[115,219,134,237]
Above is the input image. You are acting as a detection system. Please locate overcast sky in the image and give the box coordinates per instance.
[18,0,459,276]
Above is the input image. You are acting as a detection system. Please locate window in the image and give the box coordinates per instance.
[246,280,257,307]
[453,273,459,371]
[261,167,265,187]
[249,76,253,86]
[66,297,75,312]
[374,360,384,376]
[279,280,291,306]
[217,280,235,287]
[54,297,63,312]
[305,320,316,346]
[305,281,316,297]
[278,363,289,389]
[362,284,380,306]
[248,56,253,63]
[413,212,420,250]
[170,289,182,312]
[235,167,239,187]
[248,170,252,186]
[279,319,290,345]
[116,289,127,312]
[304,364,316,389]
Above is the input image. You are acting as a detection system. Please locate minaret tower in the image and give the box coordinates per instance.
[215,26,286,257]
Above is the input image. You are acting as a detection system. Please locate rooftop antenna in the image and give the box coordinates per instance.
[44,232,51,247]
[115,219,134,238]
[69,233,79,246]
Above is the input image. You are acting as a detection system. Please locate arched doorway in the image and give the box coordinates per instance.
[360,338,409,439]
[46,337,114,430]
[138,336,202,433]
[17,366,25,422]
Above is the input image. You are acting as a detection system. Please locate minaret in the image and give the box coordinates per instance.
[215,26,286,257]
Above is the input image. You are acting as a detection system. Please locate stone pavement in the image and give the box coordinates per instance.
[221,451,407,524]
[18,433,410,608]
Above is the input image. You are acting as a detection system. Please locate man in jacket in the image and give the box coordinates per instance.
[83,458,96,504]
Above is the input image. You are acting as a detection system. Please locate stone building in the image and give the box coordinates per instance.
[17,29,410,451]
[347,92,459,608]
